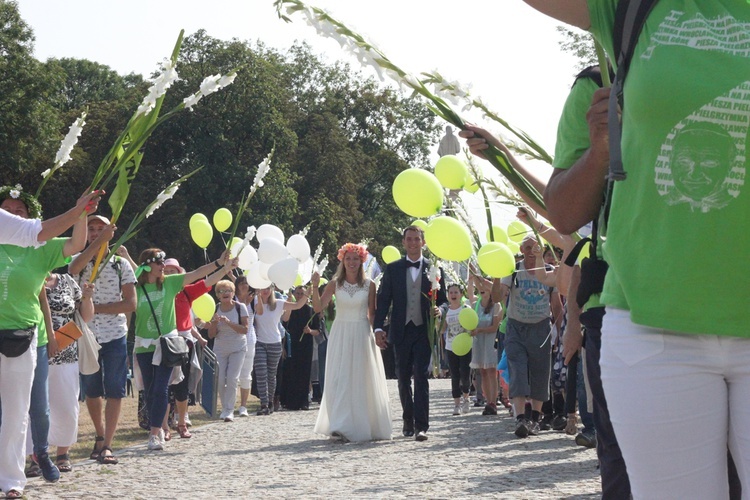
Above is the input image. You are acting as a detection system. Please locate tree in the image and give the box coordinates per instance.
[557,26,598,71]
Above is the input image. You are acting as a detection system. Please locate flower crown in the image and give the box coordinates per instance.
[337,243,368,262]
[0,184,43,219]
[140,251,166,266]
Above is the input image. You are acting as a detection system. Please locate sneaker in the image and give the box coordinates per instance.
[238,406,249,417]
[551,415,567,431]
[461,396,470,415]
[473,398,485,408]
[539,415,552,431]
[482,403,498,416]
[528,420,540,436]
[219,408,230,420]
[514,418,530,438]
[37,452,61,483]
[453,404,461,416]
[148,434,163,451]
[224,413,234,422]
[158,428,166,447]
[257,405,270,416]
[184,415,192,427]
[575,431,597,448]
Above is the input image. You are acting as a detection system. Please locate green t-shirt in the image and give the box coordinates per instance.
[134,274,184,354]
[553,75,604,312]
[589,0,750,336]
[0,238,69,342]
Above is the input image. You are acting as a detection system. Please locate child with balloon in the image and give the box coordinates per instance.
[467,274,503,416]
[440,283,474,416]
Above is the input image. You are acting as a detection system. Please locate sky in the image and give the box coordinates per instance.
[15,0,583,231]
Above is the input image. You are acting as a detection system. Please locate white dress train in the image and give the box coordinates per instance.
[314,279,392,442]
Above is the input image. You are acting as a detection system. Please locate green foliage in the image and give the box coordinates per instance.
[557,26,598,71]
[0,11,438,275]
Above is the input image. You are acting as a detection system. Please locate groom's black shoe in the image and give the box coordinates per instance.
[415,431,428,442]
[402,428,415,437]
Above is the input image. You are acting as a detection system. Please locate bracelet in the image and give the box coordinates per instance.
[214,260,222,269]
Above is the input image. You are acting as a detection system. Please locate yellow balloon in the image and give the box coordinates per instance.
[189,213,208,232]
[382,245,401,264]
[507,221,530,243]
[213,208,233,232]
[229,237,243,256]
[392,169,444,218]
[451,332,472,356]
[192,293,216,323]
[424,216,472,262]
[434,155,468,190]
[191,220,213,249]
[411,219,428,231]
[477,242,516,278]
[458,308,479,330]
[485,226,509,244]
[294,273,303,287]
[464,174,480,194]
[507,241,521,255]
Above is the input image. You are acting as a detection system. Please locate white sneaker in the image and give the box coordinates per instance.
[238,406,249,417]
[461,396,471,414]
[218,409,229,420]
[148,434,163,451]
[224,412,234,422]
[453,404,461,415]
[158,428,166,446]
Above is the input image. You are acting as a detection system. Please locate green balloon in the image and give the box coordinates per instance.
[189,212,209,232]
[464,174,480,194]
[458,308,479,330]
[434,155,468,190]
[507,220,529,243]
[213,208,233,232]
[485,226,509,244]
[424,216,472,262]
[382,245,401,264]
[477,242,516,278]
[507,241,521,255]
[411,219,428,230]
[191,220,213,249]
[451,332,472,356]
[392,169,444,218]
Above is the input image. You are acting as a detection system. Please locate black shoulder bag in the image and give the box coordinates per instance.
[141,285,188,367]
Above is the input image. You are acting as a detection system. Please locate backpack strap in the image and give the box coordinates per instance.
[607,0,660,183]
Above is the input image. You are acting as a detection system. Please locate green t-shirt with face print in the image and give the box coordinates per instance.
[588,0,750,336]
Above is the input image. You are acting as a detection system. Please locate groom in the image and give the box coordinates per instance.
[375,226,446,442]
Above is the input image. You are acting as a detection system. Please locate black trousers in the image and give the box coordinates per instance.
[395,322,431,433]
[446,349,471,398]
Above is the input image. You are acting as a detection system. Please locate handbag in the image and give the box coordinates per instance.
[76,310,101,375]
[141,285,188,368]
[54,320,83,351]
[0,326,35,358]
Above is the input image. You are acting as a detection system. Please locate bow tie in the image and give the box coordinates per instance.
[406,260,421,269]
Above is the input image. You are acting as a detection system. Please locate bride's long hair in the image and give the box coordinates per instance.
[333,243,367,287]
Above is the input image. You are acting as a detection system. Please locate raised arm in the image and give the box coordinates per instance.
[182,250,233,287]
[69,223,115,275]
[63,209,88,258]
[204,258,238,288]
[78,282,96,323]
[38,190,101,243]
[522,0,590,30]
[311,272,335,313]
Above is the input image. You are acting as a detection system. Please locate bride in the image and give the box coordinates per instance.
[311,243,392,442]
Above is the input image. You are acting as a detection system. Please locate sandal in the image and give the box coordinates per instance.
[177,424,192,439]
[97,446,118,465]
[89,435,104,460]
[24,457,41,478]
[5,488,23,499]
[56,453,72,473]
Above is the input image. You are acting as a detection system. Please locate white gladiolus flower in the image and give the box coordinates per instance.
[250,151,273,195]
[145,184,179,219]
[199,74,221,96]
[136,59,179,117]
[217,73,237,88]
[183,93,202,110]
[40,169,51,178]
[428,264,440,291]
[53,112,86,167]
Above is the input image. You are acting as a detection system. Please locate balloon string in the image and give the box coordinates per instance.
[203,249,209,265]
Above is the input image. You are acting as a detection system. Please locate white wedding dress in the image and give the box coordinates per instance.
[314,279,392,441]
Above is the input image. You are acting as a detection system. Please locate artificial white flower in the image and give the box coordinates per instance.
[9,188,21,199]
[183,93,202,110]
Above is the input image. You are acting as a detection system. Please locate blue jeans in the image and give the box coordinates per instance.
[29,344,50,455]
[136,352,172,429]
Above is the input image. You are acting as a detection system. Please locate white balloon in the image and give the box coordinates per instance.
[256,224,284,243]
[268,257,300,291]
[259,261,272,280]
[258,238,288,265]
[286,234,311,262]
[246,262,272,289]
[298,256,314,286]
[237,245,258,270]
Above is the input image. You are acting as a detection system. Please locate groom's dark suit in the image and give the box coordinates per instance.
[374,256,446,435]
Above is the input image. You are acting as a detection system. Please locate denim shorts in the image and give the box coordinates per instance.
[81,335,128,399]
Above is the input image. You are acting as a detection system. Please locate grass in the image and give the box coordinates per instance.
[67,392,260,462]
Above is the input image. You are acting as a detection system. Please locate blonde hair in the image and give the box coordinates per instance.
[333,260,365,287]
[215,279,235,294]
[264,287,278,311]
